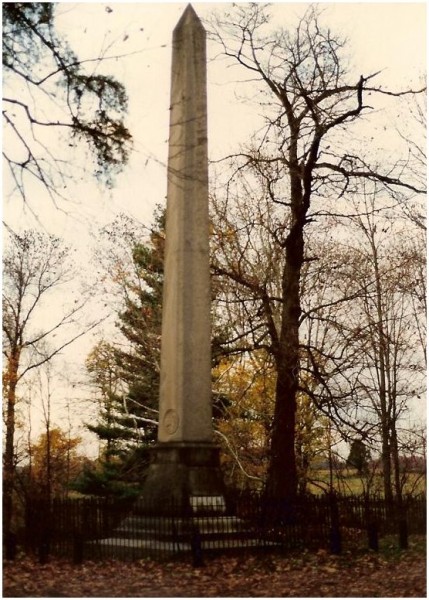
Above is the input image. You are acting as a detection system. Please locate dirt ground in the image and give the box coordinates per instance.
[3,538,426,598]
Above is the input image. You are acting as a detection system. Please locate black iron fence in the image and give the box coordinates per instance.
[333,494,426,535]
[7,492,426,563]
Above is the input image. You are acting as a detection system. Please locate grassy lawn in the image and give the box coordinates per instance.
[307,468,426,496]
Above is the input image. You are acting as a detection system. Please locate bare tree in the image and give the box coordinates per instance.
[332,190,425,501]
[210,4,425,500]
[2,228,101,535]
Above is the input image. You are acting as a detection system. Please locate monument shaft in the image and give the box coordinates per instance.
[135,6,225,509]
[158,5,212,443]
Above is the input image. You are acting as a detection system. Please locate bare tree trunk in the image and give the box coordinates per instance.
[3,353,20,536]
[265,220,304,501]
[391,425,402,501]
[370,225,394,503]
[381,431,393,503]
[40,366,53,502]
[266,359,298,500]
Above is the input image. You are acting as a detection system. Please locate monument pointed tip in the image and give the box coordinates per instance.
[184,4,197,16]
[175,3,204,32]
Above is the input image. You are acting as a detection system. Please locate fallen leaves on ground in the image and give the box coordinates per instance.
[3,541,426,597]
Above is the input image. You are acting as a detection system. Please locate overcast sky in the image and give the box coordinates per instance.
[4,2,426,241]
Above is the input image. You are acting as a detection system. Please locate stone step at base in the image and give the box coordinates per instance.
[117,515,252,536]
[113,528,261,542]
[85,535,276,560]
[84,515,277,560]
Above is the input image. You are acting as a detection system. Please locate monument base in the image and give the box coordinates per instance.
[134,442,227,515]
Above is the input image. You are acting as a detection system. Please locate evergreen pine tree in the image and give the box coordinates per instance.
[113,214,164,447]
[347,439,371,475]
[77,211,164,497]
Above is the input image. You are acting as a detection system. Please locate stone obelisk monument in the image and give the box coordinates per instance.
[137,4,225,512]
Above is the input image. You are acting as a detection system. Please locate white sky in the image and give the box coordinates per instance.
[4,2,426,238]
[3,2,426,452]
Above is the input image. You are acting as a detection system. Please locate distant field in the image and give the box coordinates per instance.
[306,469,426,496]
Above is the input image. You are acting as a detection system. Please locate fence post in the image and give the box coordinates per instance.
[4,531,17,560]
[38,530,50,564]
[367,521,379,551]
[73,533,84,564]
[398,519,408,550]
[172,516,180,553]
[190,522,204,567]
[329,495,342,554]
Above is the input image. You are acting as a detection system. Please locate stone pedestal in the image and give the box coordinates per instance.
[135,443,226,515]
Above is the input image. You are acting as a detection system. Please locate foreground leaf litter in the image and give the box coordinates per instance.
[3,543,425,597]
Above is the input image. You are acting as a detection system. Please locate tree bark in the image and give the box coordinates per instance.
[265,216,304,500]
